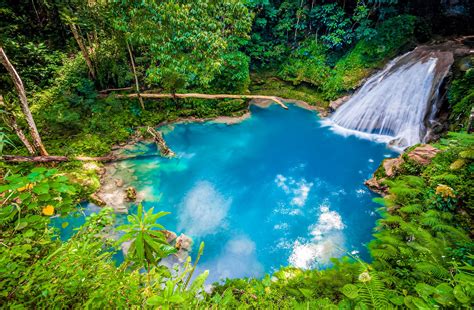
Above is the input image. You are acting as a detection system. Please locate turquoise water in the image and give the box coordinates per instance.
[55,104,395,284]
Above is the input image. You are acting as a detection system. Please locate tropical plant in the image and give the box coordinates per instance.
[117,204,176,272]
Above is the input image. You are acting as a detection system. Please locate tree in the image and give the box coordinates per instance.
[0,95,35,154]
[0,47,48,155]
[111,0,252,90]
[117,204,176,274]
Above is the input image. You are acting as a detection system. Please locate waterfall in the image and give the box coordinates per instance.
[323,47,454,150]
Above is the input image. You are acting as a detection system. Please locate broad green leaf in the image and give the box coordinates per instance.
[33,183,50,195]
[134,234,145,262]
[168,294,185,303]
[415,283,436,299]
[434,283,455,306]
[341,284,359,299]
[147,295,165,305]
[298,288,313,298]
[453,285,470,304]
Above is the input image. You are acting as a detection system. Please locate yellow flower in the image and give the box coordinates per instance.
[435,184,455,199]
[358,271,372,283]
[42,205,55,216]
[17,183,34,192]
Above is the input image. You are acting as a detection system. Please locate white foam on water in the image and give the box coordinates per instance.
[355,188,368,197]
[177,181,231,236]
[274,223,289,230]
[288,205,346,269]
[275,174,313,207]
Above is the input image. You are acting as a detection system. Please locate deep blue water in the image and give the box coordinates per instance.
[55,104,395,284]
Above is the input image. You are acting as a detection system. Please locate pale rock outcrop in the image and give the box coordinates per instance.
[366,144,441,195]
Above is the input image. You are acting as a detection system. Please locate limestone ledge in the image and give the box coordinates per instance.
[365,144,441,195]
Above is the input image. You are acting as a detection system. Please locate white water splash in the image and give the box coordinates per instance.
[289,205,345,269]
[323,48,453,150]
[275,174,313,207]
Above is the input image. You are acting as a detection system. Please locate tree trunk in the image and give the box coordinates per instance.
[3,115,36,155]
[1,153,157,163]
[146,127,175,157]
[0,47,48,155]
[126,41,145,110]
[69,23,96,79]
[0,95,36,155]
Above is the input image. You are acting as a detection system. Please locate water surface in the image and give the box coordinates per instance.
[115,104,395,283]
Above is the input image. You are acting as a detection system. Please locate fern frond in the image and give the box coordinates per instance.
[414,262,450,280]
[370,244,399,261]
[399,204,424,214]
[358,272,390,309]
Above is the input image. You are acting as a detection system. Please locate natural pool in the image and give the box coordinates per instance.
[55,103,396,284]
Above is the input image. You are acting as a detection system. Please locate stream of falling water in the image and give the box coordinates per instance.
[322,47,454,150]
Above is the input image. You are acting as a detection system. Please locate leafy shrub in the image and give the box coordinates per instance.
[212,51,251,93]
[322,15,417,100]
[278,41,330,89]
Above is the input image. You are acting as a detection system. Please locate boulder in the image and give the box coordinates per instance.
[174,234,194,262]
[114,178,124,187]
[90,193,107,207]
[365,177,388,196]
[175,234,193,252]
[162,230,178,243]
[126,186,137,201]
[382,157,404,177]
[329,95,350,111]
[407,144,440,165]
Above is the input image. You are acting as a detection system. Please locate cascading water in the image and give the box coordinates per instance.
[323,46,454,150]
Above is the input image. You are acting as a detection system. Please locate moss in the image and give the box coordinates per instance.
[373,160,388,179]
[447,68,474,131]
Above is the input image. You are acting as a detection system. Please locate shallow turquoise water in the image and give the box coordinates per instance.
[55,104,395,284]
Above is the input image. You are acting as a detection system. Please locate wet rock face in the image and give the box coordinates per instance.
[365,144,441,195]
[365,177,387,196]
[329,95,350,112]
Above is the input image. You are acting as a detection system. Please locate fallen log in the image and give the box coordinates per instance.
[116,93,289,109]
[99,86,134,93]
[1,153,159,163]
[146,127,175,158]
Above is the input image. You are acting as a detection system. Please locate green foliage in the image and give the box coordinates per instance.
[279,41,330,89]
[0,167,77,226]
[0,166,210,307]
[448,68,474,131]
[111,0,252,89]
[118,204,176,270]
[322,15,417,99]
[212,51,251,93]
[0,1,473,308]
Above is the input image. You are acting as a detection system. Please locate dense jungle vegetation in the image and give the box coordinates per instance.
[0,0,473,308]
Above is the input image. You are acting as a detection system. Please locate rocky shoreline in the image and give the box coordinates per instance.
[365,144,441,195]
